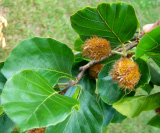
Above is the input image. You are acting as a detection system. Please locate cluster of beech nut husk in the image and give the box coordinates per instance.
[82,36,141,91]
[89,63,104,79]
[109,58,141,91]
[82,36,111,79]
[82,36,111,60]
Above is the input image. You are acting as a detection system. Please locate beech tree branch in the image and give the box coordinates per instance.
[62,41,139,93]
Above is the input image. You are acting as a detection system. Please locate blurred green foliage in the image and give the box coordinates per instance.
[0,0,160,61]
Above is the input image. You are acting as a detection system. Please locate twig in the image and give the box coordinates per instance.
[130,33,142,42]
[111,50,123,56]
[62,41,139,93]
[122,43,126,56]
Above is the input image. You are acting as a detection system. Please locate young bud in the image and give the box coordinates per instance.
[82,36,111,60]
[109,58,140,91]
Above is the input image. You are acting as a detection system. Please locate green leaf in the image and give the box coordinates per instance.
[98,82,133,125]
[74,52,91,61]
[74,38,85,51]
[97,57,125,104]
[101,54,121,64]
[136,26,160,59]
[0,106,3,116]
[150,54,160,68]
[11,131,19,133]
[71,2,138,47]
[72,60,96,94]
[98,76,125,104]
[135,58,150,88]
[72,87,80,99]
[1,70,79,132]
[78,74,96,94]
[65,86,80,100]
[2,38,74,86]
[140,55,149,62]
[100,88,134,125]
[99,99,115,126]
[125,90,135,97]
[99,99,126,125]
[0,114,15,133]
[0,63,15,133]
[149,65,160,86]
[0,81,5,95]
[65,86,79,98]
[111,111,126,123]
[141,82,154,94]
[0,62,6,115]
[74,52,83,63]
[148,115,160,128]
[0,62,7,95]
[113,92,160,118]
[0,62,7,85]
[46,89,103,133]
[98,54,121,78]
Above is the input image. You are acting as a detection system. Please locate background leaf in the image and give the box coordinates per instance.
[113,92,160,118]
[0,62,7,114]
[1,70,79,132]
[148,115,160,128]
[98,76,125,104]
[74,38,85,51]
[78,74,96,94]
[2,38,74,86]
[99,99,116,126]
[74,53,91,64]
[98,85,134,125]
[98,54,121,78]
[136,26,160,59]
[99,99,126,126]
[149,64,160,86]
[65,86,79,98]
[71,2,138,47]
[97,56,125,104]
[0,114,15,133]
[141,82,154,94]
[0,62,15,133]
[111,111,126,123]
[135,58,150,88]
[46,89,103,133]
[149,54,160,68]
[72,60,96,94]
[0,63,7,85]
[101,54,121,64]
[0,107,3,116]
[0,62,7,97]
